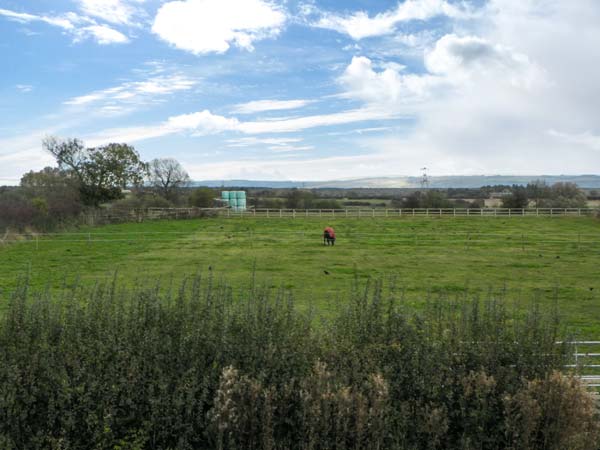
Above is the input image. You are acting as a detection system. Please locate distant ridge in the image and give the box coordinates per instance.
[192,175,600,189]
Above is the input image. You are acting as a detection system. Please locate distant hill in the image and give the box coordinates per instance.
[192,175,600,189]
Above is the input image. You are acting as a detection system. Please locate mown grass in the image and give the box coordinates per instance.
[1,216,599,335]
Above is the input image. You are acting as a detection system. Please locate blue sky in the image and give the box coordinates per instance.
[1,0,599,183]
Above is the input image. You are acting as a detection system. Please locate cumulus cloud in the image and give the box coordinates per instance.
[309,0,468,40]
[152,0,286,54]
[338,56,443,106]
[0,7,128,44]
[425,34,545,89]
[231,99,315,114]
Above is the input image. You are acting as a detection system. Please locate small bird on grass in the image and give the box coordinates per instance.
[324,270,330,275]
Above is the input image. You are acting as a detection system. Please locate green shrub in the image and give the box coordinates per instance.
[0,276,597,449]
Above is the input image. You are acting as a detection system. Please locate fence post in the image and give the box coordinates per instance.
[386,209,388,217]
[279,209,282,218]
[508,209,511,217]
[453,208,456,217]
[333,209,335,218]
[399,209,402,217]
[319,209,322,217]
[267,209,269,218]
[578,208,581,216]
[293,209,296,219]
[345,209,348,218]
[36,235,39,250]
[372,209,375,218]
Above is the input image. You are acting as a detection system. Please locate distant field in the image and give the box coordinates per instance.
[1,216,599,335]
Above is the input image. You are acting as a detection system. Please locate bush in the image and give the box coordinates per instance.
[0,276,597,449]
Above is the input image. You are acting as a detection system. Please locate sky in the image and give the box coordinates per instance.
[1,0,599,184]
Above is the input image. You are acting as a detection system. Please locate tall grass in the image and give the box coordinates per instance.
[0,274,598,449]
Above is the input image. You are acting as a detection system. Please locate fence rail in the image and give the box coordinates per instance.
[83,207,599,224]
[566,341,600,388]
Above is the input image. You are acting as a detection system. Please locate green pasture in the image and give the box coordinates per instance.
[1,216,599,335]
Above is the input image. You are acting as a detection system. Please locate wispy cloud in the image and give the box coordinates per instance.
[85,106,398,145]
[231,99,316,114]
[0,7,128,44]
[15,84,34,93]
[63,72,199,114]
[226,137,304,147]
[75,0,145,26]
[305,0,470,40]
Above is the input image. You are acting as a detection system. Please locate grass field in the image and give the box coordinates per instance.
[1,216,599,335]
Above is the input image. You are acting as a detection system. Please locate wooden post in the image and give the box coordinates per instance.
[372,209,375,218]
[266,209,269,218]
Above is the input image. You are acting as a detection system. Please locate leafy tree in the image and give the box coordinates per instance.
[43,137,147,206]
[148,158,190,201]
[395,190,453,208]
[20,167,83,222]
[189,188,215,207]
[502,186,529,209]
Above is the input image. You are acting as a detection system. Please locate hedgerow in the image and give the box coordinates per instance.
[0,275,598,449]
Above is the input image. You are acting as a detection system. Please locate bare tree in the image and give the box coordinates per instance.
[148,158,191,200]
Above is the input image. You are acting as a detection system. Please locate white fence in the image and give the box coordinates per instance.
[84,207,599,224]
[224,207,597,218]
[564,341,600,389]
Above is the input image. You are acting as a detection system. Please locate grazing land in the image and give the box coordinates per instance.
[1,216,599,335]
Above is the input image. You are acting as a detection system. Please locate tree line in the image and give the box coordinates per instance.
[0,137,213,231]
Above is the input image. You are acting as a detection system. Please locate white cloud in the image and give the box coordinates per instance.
[64,73,198,112]
[425,34,544,89]
[76,0,144,26]
[84,106,396,145]
[309,0,468,40]
[227,137,303,147]
[15,84,34,93]
[231,99,315,114]
[338,56,443,106]
[167,110,240,134]
[152,0,286,54]
[548,130,600,151]
[73,24,129,44]
[0,8,74,30]
[0,7,128,44]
